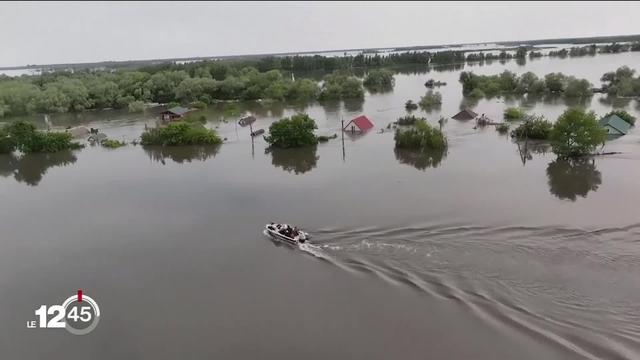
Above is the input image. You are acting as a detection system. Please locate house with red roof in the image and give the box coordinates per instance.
[343,115,374,133]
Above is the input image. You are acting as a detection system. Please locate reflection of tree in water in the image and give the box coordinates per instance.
[343,98,364,113]
[598,95,631,108]
[0,151,77,186]
[144,145,220,165]
[269,146,318,175]
[459,97,479,111]
[546,158,602,201]
[515,139,551,166]
[394,147,447,170]
[364,84,394,94]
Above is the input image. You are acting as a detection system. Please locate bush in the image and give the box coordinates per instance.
[496,123,510,134]
[550,108,606,158]
[503,107,524,120]
[419,91,442,109]
[190,100,207,109]
[396,115,425,126]
[141,121,222,146]
[127,100,146,113]
[511,116,553,139]
[605,110,635,125]
[264,113,318,148]
[468,88,485,98]
[405,100,418,111]
[394,119,447,150]
[2,120,78,153]
[101,139,127,148]
[363,69,395,91]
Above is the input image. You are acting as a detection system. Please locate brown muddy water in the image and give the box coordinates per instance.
[1,53,640,359]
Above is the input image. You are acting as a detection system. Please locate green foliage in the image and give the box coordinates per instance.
[0,127,16,153]
[264,113,318,148]
[511,116,553,139]
[600,66,640,97]
[459,70,592,98]
[319,73,364,100]
[604,110,635,125]
[140,121,222,146]
[396,115,425,126]
[405,100,418,110]
[468,88,485,98]
[101,139,127,148]
[394,119,447,150]
[550,108,606,158]
[496,123,510,134]
[363,69,395,92]
[127,100,146,113]
[564,77,592,98]
[189,100,208,109]
[2,120,77,153]
[503,107,524,120]
[419,91,442,109]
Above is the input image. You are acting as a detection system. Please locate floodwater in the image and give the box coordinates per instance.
[1,53,640,360]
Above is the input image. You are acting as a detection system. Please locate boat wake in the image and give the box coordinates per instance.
[296,222,640,360]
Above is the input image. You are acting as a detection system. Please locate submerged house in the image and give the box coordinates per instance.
[599,114,631,136]
[160,106,193,121]
[343,115,374,133]
[452,109,478,120]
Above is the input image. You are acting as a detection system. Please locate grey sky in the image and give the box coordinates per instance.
[1,1,639,67]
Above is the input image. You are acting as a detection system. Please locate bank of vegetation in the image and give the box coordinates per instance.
[459,70,592,98]
[0,121,81,153]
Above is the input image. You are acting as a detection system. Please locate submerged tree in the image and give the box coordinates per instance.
[550,108,606,158]
[363,69,395,92]
[264,113,318,148]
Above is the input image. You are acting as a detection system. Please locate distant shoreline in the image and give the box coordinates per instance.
[2,33,640,72]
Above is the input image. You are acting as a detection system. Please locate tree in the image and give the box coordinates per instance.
[550,108,606,158]
[264,113,318,148]
[363,69,395,92]
[394,119,447,150]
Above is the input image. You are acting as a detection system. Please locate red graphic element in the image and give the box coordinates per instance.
[77,289,83,302]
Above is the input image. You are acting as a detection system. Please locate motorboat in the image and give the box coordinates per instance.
[265,223,309,244]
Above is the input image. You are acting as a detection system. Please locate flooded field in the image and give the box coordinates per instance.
[1,53,640,359]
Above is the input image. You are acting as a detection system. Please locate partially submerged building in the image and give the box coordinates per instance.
[160,106,194,121]
[599,114,631,136]
[343,115,374,133]
[452,109,478,120]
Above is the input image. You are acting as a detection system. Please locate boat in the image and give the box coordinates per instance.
[265,223,310,244]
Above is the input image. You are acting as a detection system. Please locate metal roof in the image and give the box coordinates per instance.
[600,114,631,135]
[452,109,478,120]
[164,106,191,116]
[343,115,374,131]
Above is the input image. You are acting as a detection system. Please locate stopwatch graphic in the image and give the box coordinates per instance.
[27,289,100,335]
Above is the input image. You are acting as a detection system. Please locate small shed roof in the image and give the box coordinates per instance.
[599,114,631,135]
[343,115,374,131]
[452,109,478,120]
[162,106,192,116]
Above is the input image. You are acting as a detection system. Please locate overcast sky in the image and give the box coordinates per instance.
[1,1,639,67]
